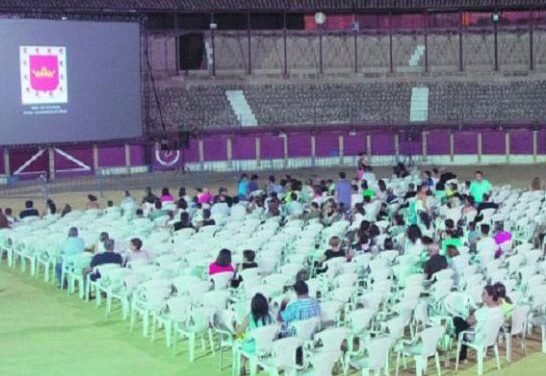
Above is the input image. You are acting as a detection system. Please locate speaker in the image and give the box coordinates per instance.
[179,131,191,149]
[178,33,205,70]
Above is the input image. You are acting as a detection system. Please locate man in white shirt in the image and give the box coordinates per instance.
[350,184,363,209]
[211,195,230,218]
[476,223,497,263]
[286,193,304,218]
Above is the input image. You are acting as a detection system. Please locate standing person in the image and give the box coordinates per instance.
[335,171,352,212]
[278,280,321,336]
[238,174,249,200]
[247,174,260,195]
[142,186,158,204]
[469,170,492,205]
[86,194,100,209]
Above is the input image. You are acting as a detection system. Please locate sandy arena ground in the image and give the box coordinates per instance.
[0,163,544,214]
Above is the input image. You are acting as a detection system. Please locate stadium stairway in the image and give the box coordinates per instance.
[410,86,429,122]
[225,90,258,127]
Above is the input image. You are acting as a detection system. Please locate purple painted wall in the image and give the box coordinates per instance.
[510,130,533,155]
[316,133,340,157]
[454,132,478,154]
[99,145,125,168]
[232,135,256,160]
[538,130,546,154]
[427,131,450,155]
[481,131,505,154]
[130,145,145,165]
[260,135,284,159]
[344,133,367,156]
[204,136,228,161]
[55,146,94,171]
[0,152,4,174]
[371,133,395,155]
[288,133,312,158]
[10,148,47,175]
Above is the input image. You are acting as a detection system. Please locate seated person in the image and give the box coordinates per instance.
[278,280,321,337]
[55,227,85,287]
[236,293,273,354]
[315,236,346,273]
[453,285,504,362]
[476,223,497,263]
[232,250,258,288]
[198,209,216,229]
[422,236,448,280]
[86,194,100,209]
[124,238,152,266]
[148,199,169,221]
[209,248,235,276]
[84,239,122,281]
[173,212,194,231]
[20,200,39,219]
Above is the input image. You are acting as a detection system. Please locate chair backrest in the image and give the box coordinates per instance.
[365,336,394,370]
[210,271,233,290]
[202,290,230,311]
[166,296,192,322]
[418,326,445,357]
[250,325,280,355]
[481,318,504,348]
[349,308,376,334]
[292,317,320,341]
[444,292,473,317]
[271,337,303,370]
[320,300,343,325]
[308,350,342,376]
[510,305,530,336]
[315,327,349,352]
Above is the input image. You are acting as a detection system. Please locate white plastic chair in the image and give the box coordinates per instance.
[504,305,530,362]
[395,325,445,376]
[347,336,394,376]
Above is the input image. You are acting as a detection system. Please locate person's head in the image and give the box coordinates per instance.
[418,183,428,194]
[107,200,114,208]
[369,224,380,238]
[352,184,359,193]
[329,236,341,250]
[130,237,143,251]
[5,208,12,216]
[435,181,445,191]
[446,244,459,257]
[378,179,386,191]
[25,200,34,209]
[293,280,309,298]
[359,220,371,233]
[310,202,319,211]
[475,170,484,182]
[250,293,270,324]
[68,227,78,238]
[424,170,432,178]
[239,173,248,182]
[162,187,170,196]
[154,199,162,210]
[203,208,211,219]
[87,194,97,202]
[363,195,371,204]
[406,224,422,243]
[445,219,455,231]
[408,183,415,192]
[46,199,55,207]
[135,209,143,217]
[243,249,256,263]
[482,284,500,306]
[383,237,394,250]
[124,190,131,198]
[104,239,115,252]
[269,175,275,183]
[480,223,490,236]
[178,199,188,210]
[180,211,190,224]
[432,167,439,175]
[339,171,346,179]
[422,236,438,254]
[464,195,475,207]
[216,248,232,267]
[290,192,298,201]
[361,180,368,190]
[99,232,109,242]
[493,282,512,304]
[251,174,258,181]
[145,186,153,195]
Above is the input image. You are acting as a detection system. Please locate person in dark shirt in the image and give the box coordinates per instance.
[0,208,9,229]
[422,236,448,280]
[85,239,122,281]
[403,184,417,201]
[247,174,259,195]
[476,194,499,213]
[46,199,57,215]
[173,212,194,232]
[439,168,457,184]
[232,249,258,288]
[316,236,346,274]
[19,200,39,219]
[198,209,216,229]
[142,186,158,205]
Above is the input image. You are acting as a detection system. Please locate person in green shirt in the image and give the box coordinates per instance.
[361,180,376,200]
[469,170,492,204]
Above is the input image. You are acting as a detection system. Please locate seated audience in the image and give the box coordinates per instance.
[278,280,321,336]
[209,248,235,275]
[86,194,100,209]
[55,227,85,287]
[125,238,152,265]
[20,200,39,219]
[173,212,194,231]
[85,239,122,281]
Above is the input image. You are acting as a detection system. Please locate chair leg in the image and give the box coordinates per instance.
[477,349,484,376]
[189,333,195,362]
[541,325,546,354]
[395,351,401,376]
[455,340,462,371]
[505,333,512,362]
[415,357,424,376]
[209,329,216,356]
[494,345,501,370]
[435,352,441,376]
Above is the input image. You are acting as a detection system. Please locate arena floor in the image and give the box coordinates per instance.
[0,264,545,376]
[0,163,545,213]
